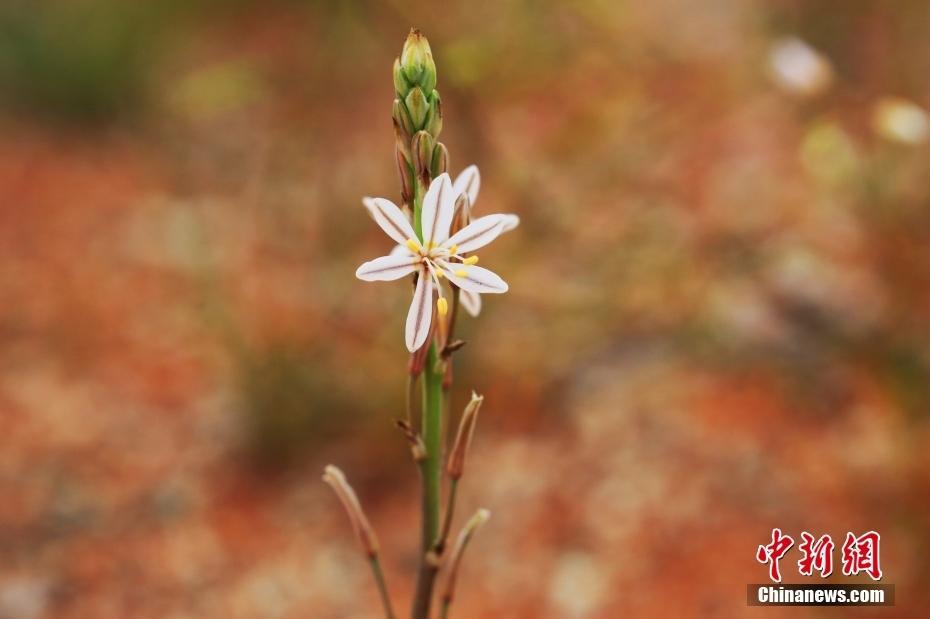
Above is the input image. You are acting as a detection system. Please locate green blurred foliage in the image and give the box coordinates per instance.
[237,344,360,468]
[0,1,176,122]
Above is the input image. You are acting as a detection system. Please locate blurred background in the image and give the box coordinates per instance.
[2,0,929,617]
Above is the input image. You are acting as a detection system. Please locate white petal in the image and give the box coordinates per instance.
[389,243,411,257]
[440,263,508,294]
[362,196,377,218]
[444,214,507,254]
[356,254,418,282]
[458,289,482,317]
[368,197,417,246]
[501,214,520,233]
[405,272,434,352]
[421,173,455,245]
[453,165,480,207]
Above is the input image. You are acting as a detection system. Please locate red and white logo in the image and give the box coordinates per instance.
[757,529,882,582]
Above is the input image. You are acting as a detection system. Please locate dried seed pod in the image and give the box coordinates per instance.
[322,465,380,557]
[441,509,491,607]
[447,392,483,480]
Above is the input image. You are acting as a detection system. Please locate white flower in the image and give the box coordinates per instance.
[449,165,519,318]
[356,172,511,352]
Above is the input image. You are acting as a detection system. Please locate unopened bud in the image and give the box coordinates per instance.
[431,142,449,177]
[424,91,443,138]
[405,87,429,130]
[449,194,472,236]
[412,131,434,182]
[396,147,414,205]
[393,58,412,98]
[447,392,483,480]
[322,465,380,557]
[400,29,436,93]
[393,98,415,139]
[441,509,491,606]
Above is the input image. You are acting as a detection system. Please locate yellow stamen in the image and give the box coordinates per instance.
[435,269,445,278]
[455,270,468,278]
[463,255,479,265]
[437,297,449,316]
[448,243,458,255]
[406,238,422,253]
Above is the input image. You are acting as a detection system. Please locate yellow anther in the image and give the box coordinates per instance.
[437,297,449,316]
[463,255,479,265]
[455,269,468,278]
[427,241,437,250]
[447,243,458,255]
[405,238,422,253]
[435,269,445,278]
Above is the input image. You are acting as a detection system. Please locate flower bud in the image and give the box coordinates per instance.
[412,130,434,183]
[447,392,483,480]
[431,142,449,177]
[322,465,380,557]
[393,103,413,165]
[449,193,471,237]
[400,29,436,93]
[393,58,412,98]
[393,98,415,139]
[405,87,429,130]
[424,91,443,138]
[396,147,414,206]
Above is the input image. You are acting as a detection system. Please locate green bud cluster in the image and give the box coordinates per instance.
[393,30,446,208]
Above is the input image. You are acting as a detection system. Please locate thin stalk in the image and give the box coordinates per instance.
[411,342,444,618]
[405,374,417,428]
[438,509,490,619]
[436,479,459,554]
[421,343,443,548]
[370,557,397,619]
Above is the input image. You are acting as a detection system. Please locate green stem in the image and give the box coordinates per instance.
[405,374,417,427]
[370,557,397,619]
[411,343,444,619]
[420,343,443,549]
